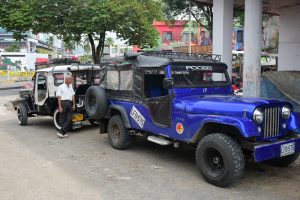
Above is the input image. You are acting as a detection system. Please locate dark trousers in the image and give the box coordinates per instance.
[60,100,72,134]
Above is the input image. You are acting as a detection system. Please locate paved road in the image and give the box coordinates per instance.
[0,95,300,200]
[0,88,19,97]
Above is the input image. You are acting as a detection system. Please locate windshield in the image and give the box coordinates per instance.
[171,64,230,88]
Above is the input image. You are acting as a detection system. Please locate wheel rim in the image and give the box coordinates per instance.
[111,124,121,143]
[17,107,22,123]
[204,147,225,176]
[54,110,62,129]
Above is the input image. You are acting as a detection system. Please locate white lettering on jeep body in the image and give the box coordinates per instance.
[130,106,145,128]
[186,66,212,71]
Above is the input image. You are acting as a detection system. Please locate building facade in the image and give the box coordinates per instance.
[153,20,211,50]
[0,28,64,70]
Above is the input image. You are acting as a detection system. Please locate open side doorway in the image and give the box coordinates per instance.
[34,72,49,106]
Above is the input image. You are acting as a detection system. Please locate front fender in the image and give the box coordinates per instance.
[202,116,260,138]
[190,116,260,143]
[11,98,27,108]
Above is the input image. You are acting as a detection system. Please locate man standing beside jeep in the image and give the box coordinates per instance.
[56,75,75,138]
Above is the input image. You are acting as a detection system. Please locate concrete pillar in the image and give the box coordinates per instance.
[278,5,300,71]
[213,0,233,78]
[243,0,262,97]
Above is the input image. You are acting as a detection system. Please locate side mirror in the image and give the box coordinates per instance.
[163,78,174,89]
[232,77,237,85]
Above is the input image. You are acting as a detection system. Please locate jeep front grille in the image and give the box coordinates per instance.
[263,107,281,138]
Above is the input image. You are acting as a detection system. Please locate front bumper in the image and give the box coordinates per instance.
[254,136,300,162]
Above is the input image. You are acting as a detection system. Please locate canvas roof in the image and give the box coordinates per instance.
[36,65,102,73]
[130,55,170,68]
[124,53,223,68]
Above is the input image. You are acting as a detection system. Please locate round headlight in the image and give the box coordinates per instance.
[253,108,264,124]
[282,106,291,120]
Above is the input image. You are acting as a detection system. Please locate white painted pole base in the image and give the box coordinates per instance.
[243,0,262,97]
[213,0,234,79]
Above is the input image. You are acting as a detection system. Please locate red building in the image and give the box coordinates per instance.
[153,20,211,50]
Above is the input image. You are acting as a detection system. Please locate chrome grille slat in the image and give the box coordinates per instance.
[268,109,270,137]
[274,108,278,135]
[263,107,281,138]
[269,108,272,137]
[265,109,268,137]
[275,108,278,133]
[278,107,280,134]
[271,108,274,135]
[264,109,267,137]
[276,107,279,135]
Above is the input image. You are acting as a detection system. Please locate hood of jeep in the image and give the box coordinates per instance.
[175,95,289,117]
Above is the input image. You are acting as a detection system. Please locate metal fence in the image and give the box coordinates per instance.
[0,70,35,77]
[0,70,34,82]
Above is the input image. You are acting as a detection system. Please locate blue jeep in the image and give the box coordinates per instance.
[85,52,300,187]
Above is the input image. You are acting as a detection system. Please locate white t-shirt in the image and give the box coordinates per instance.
[57,83,75,101]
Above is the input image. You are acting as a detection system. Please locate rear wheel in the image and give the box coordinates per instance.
[107,115,133,150]
[196,133,245,187]
[16,103,28,126]
[265,153,299,167]
[53,108,62,130]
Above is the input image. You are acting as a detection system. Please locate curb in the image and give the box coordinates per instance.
[0,86,22,91]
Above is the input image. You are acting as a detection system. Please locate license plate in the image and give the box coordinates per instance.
[280,142,295,157]
[72,121,82,129]
[72,114,83,122]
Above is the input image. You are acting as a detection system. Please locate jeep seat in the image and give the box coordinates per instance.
[75,84,90,95]
[149,88,161,97]
[144,74,168,98]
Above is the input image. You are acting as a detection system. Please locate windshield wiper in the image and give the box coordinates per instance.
[206,76,219,88]
[182,72,194,87]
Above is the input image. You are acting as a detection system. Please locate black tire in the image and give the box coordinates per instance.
[107,115,133,150]
[196,133,245,187]
[53,108,62,130]
[265,153,299,167]
[85,86,107,119]
[16,103,28,126]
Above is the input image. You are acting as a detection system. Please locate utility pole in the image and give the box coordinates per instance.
[188,0,192,54]
[61,41,65,58]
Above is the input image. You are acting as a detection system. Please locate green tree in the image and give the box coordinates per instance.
[5,43,20,52]
[46,36,54,49]
[233,10,245,28]
[163,0,245,41]
[82,37,92,55]
[0,0,31,52]
[32,0,162,63]
[0,0,162,64]
[105,37,115,47]
[163,0,213,39]
[0,0,33,36]
[64,40,77,52]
